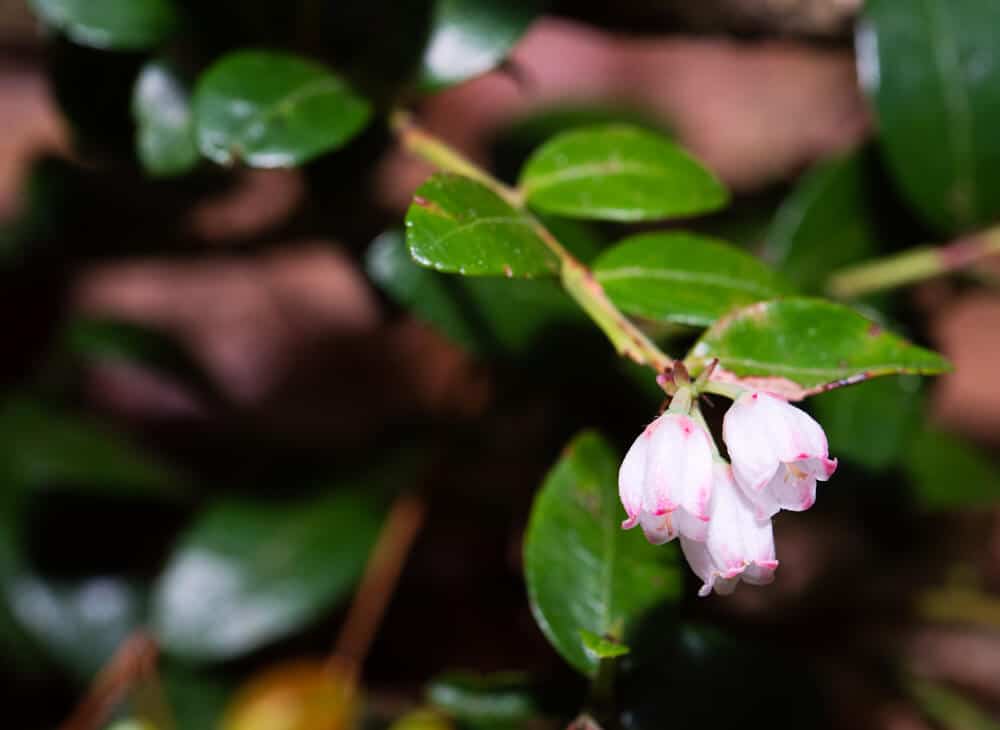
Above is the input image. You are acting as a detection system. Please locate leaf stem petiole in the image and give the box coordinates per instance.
[827,226,1000,298]
[391,109,675,379]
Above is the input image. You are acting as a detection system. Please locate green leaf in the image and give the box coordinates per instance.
[593,232,792,327]
[579,629,629,660]
[367,230,583,356]
[0,397,183,500]
[686,298,951,399]
[491,105,666,184]
[132,60,199,178]
[812,376,923,470]
[7,575,146,681]
[905,426,1000,511]
[61,317,217,401]
[861,0,1000,233]
[523,432,680,677]
[28,0,177,50]
[405,174,557,277]
[427,672,539,730]
[519,125,727,222]
[193,51,372,168]
[418,0,540,91]
[763,151,880,293]
[152,484,387,662]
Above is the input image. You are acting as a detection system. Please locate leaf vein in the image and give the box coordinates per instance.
[596,266,778,297]
[524,161,675,193]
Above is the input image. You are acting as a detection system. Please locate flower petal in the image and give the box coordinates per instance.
[674,507,709,542]
[681,462,778,596]
[725,392,836,517]
[723,393,783,492]
[679,537,714,596]
[765,463,817,512]
[774,399,830,463]
[742,560,779,586]
[645,414,714,519]
[619,426,651,528]
[638,510,678,545]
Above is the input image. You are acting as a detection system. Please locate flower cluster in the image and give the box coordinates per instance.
[619,390,837,596]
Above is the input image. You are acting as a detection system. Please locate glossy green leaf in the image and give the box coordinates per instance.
[133,61,199,178]
[860,0,1000,233]
[519,125,727,222]
[763,151,880,292]
[427,672,539,730]
[686,298,951,398]
[193,51,372,168]
[491,104,665,184]
[812,376,923,470]
[7,575,146,681]
[152,485,385,661]
[905,426,1000,511]
[29,0,177,50]
[405,174,557,277]
[418,0,540,91]
[61,317,217,401]
[593,232,792,327]
[523,432,680,677]
[367,230,583,356]
[0,397,183,499]
[579,629,629,660]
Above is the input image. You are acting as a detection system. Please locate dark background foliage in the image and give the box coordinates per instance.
[1,1,999,729]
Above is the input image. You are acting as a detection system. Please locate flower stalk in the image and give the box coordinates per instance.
[827,226,1000,298]
[390,109,675,379]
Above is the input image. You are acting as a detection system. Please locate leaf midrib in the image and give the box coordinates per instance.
[706,356,937,378]
[524,160,679,194]
[596,266,780,299]
[233,76,345,146]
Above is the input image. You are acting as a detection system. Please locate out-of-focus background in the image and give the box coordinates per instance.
[2,1,1000,729]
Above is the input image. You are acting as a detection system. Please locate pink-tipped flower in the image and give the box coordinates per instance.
[619,412,714,545]
[680,462,779,597]
[722,391,838,519]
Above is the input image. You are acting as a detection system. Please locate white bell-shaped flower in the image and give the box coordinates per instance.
[619,411,714,544]
[680,461,779,596]
[723,391,837,519]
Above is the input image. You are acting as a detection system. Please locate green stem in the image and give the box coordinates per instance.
[700,379,746,401]
[667,386,693,414]
[392,110,675,376]
[389,110,521,206]
[827,227,1000,298]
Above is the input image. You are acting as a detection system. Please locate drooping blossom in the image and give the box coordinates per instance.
[723,391,837,519]
[680,461,778,597]
[619,411,714,544]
